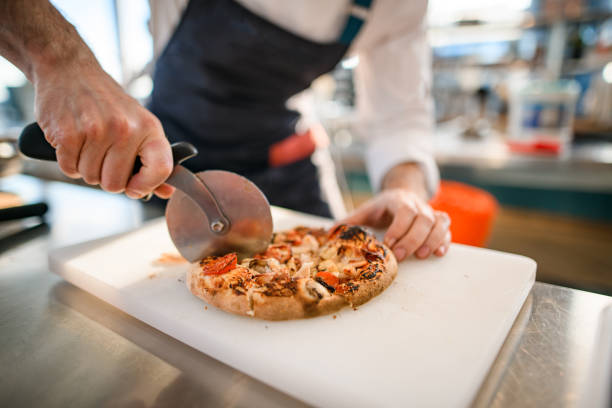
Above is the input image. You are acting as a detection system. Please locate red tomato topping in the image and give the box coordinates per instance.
[256,244,291,263]
[201,253,237,275]
[316,271,339,288]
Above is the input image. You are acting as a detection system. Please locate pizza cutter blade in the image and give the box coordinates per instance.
[165,168,273,262]
[18,123,273,262]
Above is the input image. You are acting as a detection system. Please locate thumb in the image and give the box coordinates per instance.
[126,137,173,198]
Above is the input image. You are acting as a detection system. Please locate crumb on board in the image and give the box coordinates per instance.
[148,273,157,279]
[153,253,188,266]
[333,315,337,319]
[353,307,358,311]
[204,306,208,310]
[265,325,269,329]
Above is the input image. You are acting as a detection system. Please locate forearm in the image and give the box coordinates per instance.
[0,0,98,84]
[381,162,429,201]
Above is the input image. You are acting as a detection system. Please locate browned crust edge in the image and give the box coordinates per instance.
[345,246,398,307]
[186,265,251,316]
[251,289,348,321]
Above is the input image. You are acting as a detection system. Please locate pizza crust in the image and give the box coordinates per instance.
[187,265,251,316]
[341,246,398,307]
[186,226,398,320]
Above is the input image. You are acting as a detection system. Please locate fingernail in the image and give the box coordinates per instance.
[385,237,396,248]
[416,246,430,258]
[126,189,142,199]
[394,247,406,261]
[437,246,447,256]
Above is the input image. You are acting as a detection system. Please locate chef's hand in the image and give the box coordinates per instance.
[341,163,451,261]
[0,0,173,199]
[35,64,174,199]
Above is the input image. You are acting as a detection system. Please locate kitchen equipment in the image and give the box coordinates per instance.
[0,202,48,222]
[508,79,580,155]
[48,207,536,408]
[18,123,273,261]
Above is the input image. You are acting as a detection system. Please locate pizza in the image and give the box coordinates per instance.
[186,224,398,320]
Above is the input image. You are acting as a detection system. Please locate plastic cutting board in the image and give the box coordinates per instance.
[49,207,536,407]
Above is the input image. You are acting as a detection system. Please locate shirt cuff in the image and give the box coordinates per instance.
[364,135,440,199]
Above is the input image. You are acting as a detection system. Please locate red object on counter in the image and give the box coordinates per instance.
[507,139,562,155]
[429,181,498,247]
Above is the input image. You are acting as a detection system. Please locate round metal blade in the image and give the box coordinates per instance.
[166,170,273,262]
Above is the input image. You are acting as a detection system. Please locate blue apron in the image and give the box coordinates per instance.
[149,0,370,216]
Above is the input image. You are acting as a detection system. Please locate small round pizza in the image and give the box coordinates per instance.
[186,224,398,320]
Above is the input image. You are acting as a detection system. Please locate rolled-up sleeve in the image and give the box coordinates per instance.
[354,20,439,197]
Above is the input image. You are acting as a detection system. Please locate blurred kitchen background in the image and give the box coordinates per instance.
[1,0,611,295]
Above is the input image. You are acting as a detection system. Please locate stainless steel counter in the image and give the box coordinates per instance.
[1,175,611,407]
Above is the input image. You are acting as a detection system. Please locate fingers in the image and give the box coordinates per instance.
[43,121,83,179]
[383,204,417,249]
[34,67,171,197]
[154,184,175,199]
[392,210,434,261]
[54,141,83,179]
[415,211,451,259]
[126,136,173,199]
[100,143,138,193]
[345,189,452,261]
[434,231,452,257]
[78,138,110,185]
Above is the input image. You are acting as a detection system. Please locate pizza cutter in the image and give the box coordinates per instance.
[19,123,273,262]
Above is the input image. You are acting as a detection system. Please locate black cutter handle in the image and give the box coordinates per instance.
[19,122,198,173]
[0,202,48,222]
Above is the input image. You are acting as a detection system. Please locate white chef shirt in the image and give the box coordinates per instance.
[148,0,438,196]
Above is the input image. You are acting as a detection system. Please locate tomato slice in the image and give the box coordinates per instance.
[201,253,238,275]
[315,271,339,288]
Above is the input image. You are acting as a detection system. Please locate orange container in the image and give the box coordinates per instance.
[429,181,498,247]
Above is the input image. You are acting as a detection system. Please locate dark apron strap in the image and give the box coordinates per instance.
[259,0,374,218]
[339,0,373,45]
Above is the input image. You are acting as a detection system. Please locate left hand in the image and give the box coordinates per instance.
[341,188,451,261]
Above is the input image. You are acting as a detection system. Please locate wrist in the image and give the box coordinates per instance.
[31,42,97,86]
[381,163,429,201]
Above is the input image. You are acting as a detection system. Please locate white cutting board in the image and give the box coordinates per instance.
[49,207,536,408]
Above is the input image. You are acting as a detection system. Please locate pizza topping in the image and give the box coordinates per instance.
[247,258,268,274]
[317,259,338,275]
[362,248,384,262]
[339,225,367,241]
[291,234,320,255]
[328,224,368,242]
[319,244,337,260]
[315,276,336,293]
[349,259,368,269]
[294,261,313,279]
[301,279,331,301]
[315,271,339,288]
[359,264,381,280]
[257,244,291,263]
[262,278,298,297]
[200,253,238,275]
[327,224,344,240]
[285,257,302,274]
